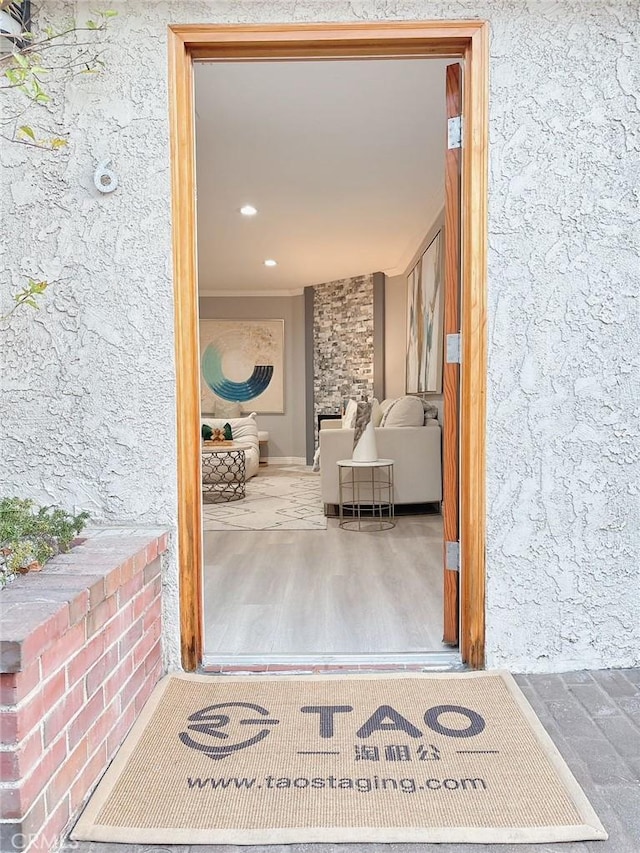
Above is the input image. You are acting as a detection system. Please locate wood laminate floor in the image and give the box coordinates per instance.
[203,513,449,656]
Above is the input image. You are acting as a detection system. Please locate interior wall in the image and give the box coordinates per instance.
[199,296,306,460]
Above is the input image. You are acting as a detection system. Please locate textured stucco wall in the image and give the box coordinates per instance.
[1,1,638,672]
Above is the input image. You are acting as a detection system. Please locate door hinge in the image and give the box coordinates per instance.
[448,115,462,149]
[446,332,461,364]
[446,541,460,572]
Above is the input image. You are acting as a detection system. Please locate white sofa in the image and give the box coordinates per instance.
[319,420,442,513]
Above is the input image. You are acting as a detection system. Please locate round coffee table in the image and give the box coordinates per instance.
[201,443,250,504]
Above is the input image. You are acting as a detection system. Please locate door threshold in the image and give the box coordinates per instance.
[201,651,464,673]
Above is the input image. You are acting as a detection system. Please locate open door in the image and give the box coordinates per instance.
[442,62,462,645]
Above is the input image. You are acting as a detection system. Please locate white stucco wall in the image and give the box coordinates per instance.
[1,1,638,672]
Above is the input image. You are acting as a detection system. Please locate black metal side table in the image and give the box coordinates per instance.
[337,458,395,531]
[201,444,247,503]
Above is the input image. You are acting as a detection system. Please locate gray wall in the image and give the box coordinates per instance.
[1,1,637,673]
[199,296,306,460]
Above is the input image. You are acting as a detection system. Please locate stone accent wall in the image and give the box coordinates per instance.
[313,274,374,433]
[0,530,167,852]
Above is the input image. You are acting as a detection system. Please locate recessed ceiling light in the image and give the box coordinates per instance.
[264,259,277,267]
[240,205,257,216]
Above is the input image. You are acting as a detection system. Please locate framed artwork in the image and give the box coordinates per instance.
[405,231,444,394]
[199,319,284,414]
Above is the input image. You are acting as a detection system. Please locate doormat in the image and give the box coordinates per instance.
[71,672,606,845]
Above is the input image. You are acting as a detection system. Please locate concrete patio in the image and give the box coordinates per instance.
[59,668,640,853]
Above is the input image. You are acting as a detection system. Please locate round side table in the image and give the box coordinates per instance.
[201,443,249,503]
[337,458,395,532]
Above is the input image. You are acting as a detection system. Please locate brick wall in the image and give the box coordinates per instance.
[0,530,168,852]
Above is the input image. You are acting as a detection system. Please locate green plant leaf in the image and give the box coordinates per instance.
[18,125,36,141]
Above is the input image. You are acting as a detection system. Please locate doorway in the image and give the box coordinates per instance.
[168,21,488,672]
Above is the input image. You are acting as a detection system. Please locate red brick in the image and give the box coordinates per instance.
[85,645,119,699]
[145,539,158,565]
[118,569,144,605]
[86,594,117,638]
[70,741,107,814]
[1,735,65,818]
[106,700,135,758]
[101,608,127,652]
[142,596,162,632]
[41,669,66,711]
[67,631,105,687]
[68,689,103,751]
[68,589,90,625]
[4,791,46,847]
[21,606,70,666]
[32,792,70,852]
[86,697,119,756]
[120,662,146,711]
[144,640,162,676]
[45,738,87,812]
[118,556,135,585]
[133,549,147,575]
[12,727,44,779]
[103,654,134,707]
[0,691,44,745]
[0,748,18,780]
[40,621,85,679]
[134,674,157,715]
[86,575,106,608]
[43,681,84,748]
[157,532,168,553]
[131,590,147,621]
[119,620,143,659]
[103,565,122,597]
[0,659,40,705]
[132,629,157,670]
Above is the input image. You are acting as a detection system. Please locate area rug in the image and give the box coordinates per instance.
[202,464,326,531]
[71,672,606,845]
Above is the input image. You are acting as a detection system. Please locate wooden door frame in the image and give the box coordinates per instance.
[168,21,489,671]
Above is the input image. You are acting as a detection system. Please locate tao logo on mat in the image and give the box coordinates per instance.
[179,702,280,760]
[179,702,486,759]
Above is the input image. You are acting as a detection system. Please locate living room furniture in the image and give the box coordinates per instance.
[201,445,247,503]
[317,413,342,432]
[320,420,441,514]
[201,413,260,479]
[337,458,395,532]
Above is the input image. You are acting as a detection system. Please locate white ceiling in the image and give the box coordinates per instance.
[194,59,450,295]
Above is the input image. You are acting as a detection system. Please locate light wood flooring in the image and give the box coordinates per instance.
[203,513,450,656]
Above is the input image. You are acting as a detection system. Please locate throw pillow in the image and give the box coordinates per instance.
[371,398,383,427]
[380,395,425,428]
[343,398,358,429]
[223,423,233,441]
[420,400,439,422]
